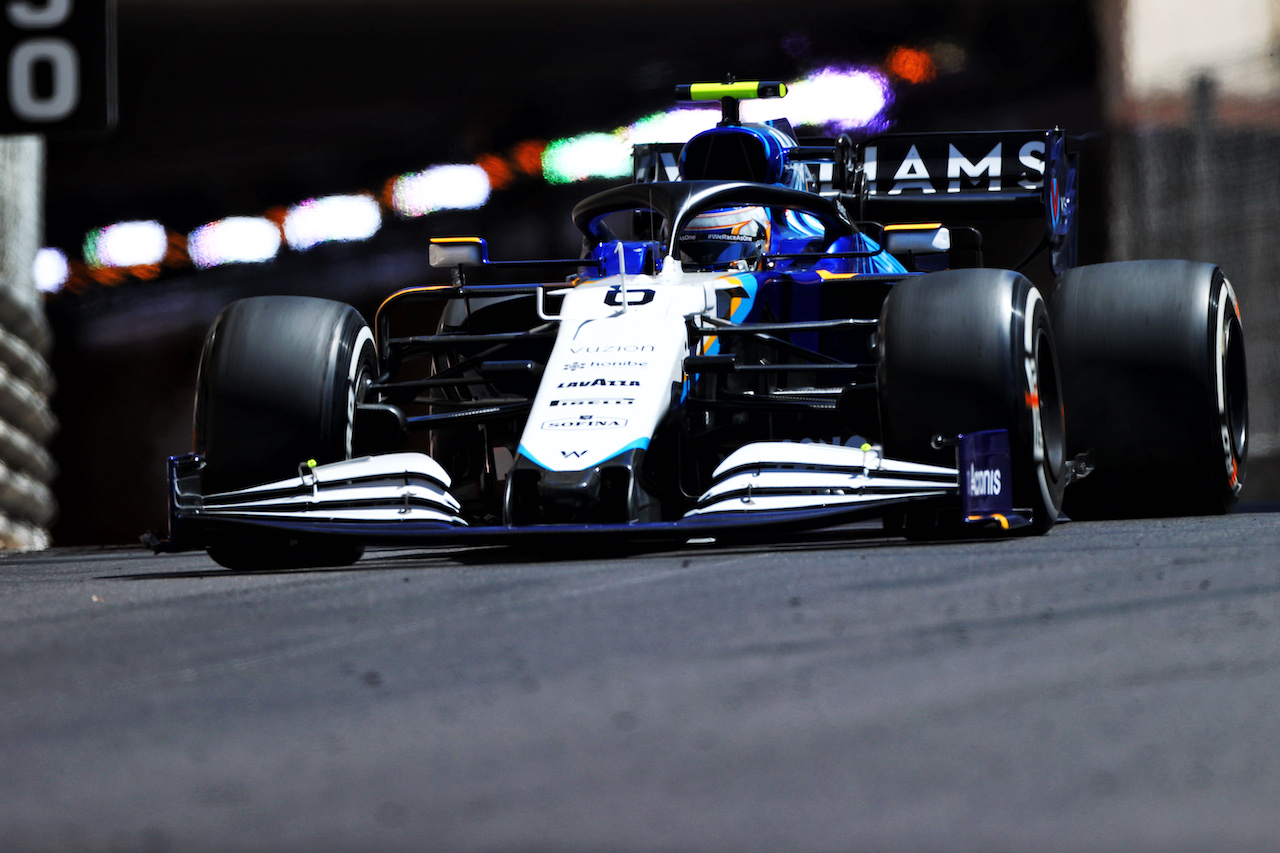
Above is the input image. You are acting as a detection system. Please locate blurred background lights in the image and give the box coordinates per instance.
[34,248,68,293]
[545,70,896,183]
[627,109,719,146]
[542,133,632,184]
[508,140,546,177]
[83,220,168,268]
[759,67,894,131]
[391,164,491,218]
[283,194,382,251]
[188,217,282,269]
[926,41,966,75]
[48,69,903,288]
[475,153,515,191]
[885,46,938,84]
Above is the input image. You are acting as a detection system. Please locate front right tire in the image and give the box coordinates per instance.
[878,268,1067,535]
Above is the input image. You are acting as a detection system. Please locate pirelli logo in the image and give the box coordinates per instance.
[550,398,636,407]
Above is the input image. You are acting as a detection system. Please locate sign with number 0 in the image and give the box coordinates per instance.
[0,0,115,133]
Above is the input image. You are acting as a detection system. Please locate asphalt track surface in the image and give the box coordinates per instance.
[2,511,1279,853]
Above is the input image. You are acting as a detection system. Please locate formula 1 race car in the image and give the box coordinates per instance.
[156,80,1248,570]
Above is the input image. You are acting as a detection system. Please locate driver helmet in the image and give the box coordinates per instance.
[678,205,770,271]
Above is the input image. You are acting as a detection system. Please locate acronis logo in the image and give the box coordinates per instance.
[967,463,1002,497]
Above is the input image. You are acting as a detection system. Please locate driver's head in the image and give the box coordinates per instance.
[678,206,770,271]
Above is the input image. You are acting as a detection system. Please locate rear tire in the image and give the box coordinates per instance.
[878,269,1067,535]
[194,296,375,569]
[1050,261,1247,517]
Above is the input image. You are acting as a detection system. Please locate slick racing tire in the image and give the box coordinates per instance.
[1050,261,1247,518]
[194,296,376,570]
[878,269,1067,535]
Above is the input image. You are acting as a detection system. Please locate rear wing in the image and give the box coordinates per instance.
[859,129,1078,273]
[632,128,1079,273]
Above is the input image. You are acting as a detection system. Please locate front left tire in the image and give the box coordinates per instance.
[194,296,375,569]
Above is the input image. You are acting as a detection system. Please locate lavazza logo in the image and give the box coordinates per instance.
[967,463,1002,497]
[557,378,642,388]
[543,415,628,430]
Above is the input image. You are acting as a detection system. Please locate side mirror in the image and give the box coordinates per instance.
[883,224,951,255]
[428,237,489,269]
[883,224,953,272]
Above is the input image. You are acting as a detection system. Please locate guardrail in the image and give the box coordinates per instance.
[0,136,56,549]
[0,284,55,549]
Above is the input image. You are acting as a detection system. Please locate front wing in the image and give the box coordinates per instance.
[154,431,1024,553]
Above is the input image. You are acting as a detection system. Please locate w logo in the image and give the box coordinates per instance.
[560,450,588,458]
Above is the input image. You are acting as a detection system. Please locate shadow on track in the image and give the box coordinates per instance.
[108,517,1032,579]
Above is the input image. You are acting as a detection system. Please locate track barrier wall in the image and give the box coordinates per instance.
[0,136,57,549]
